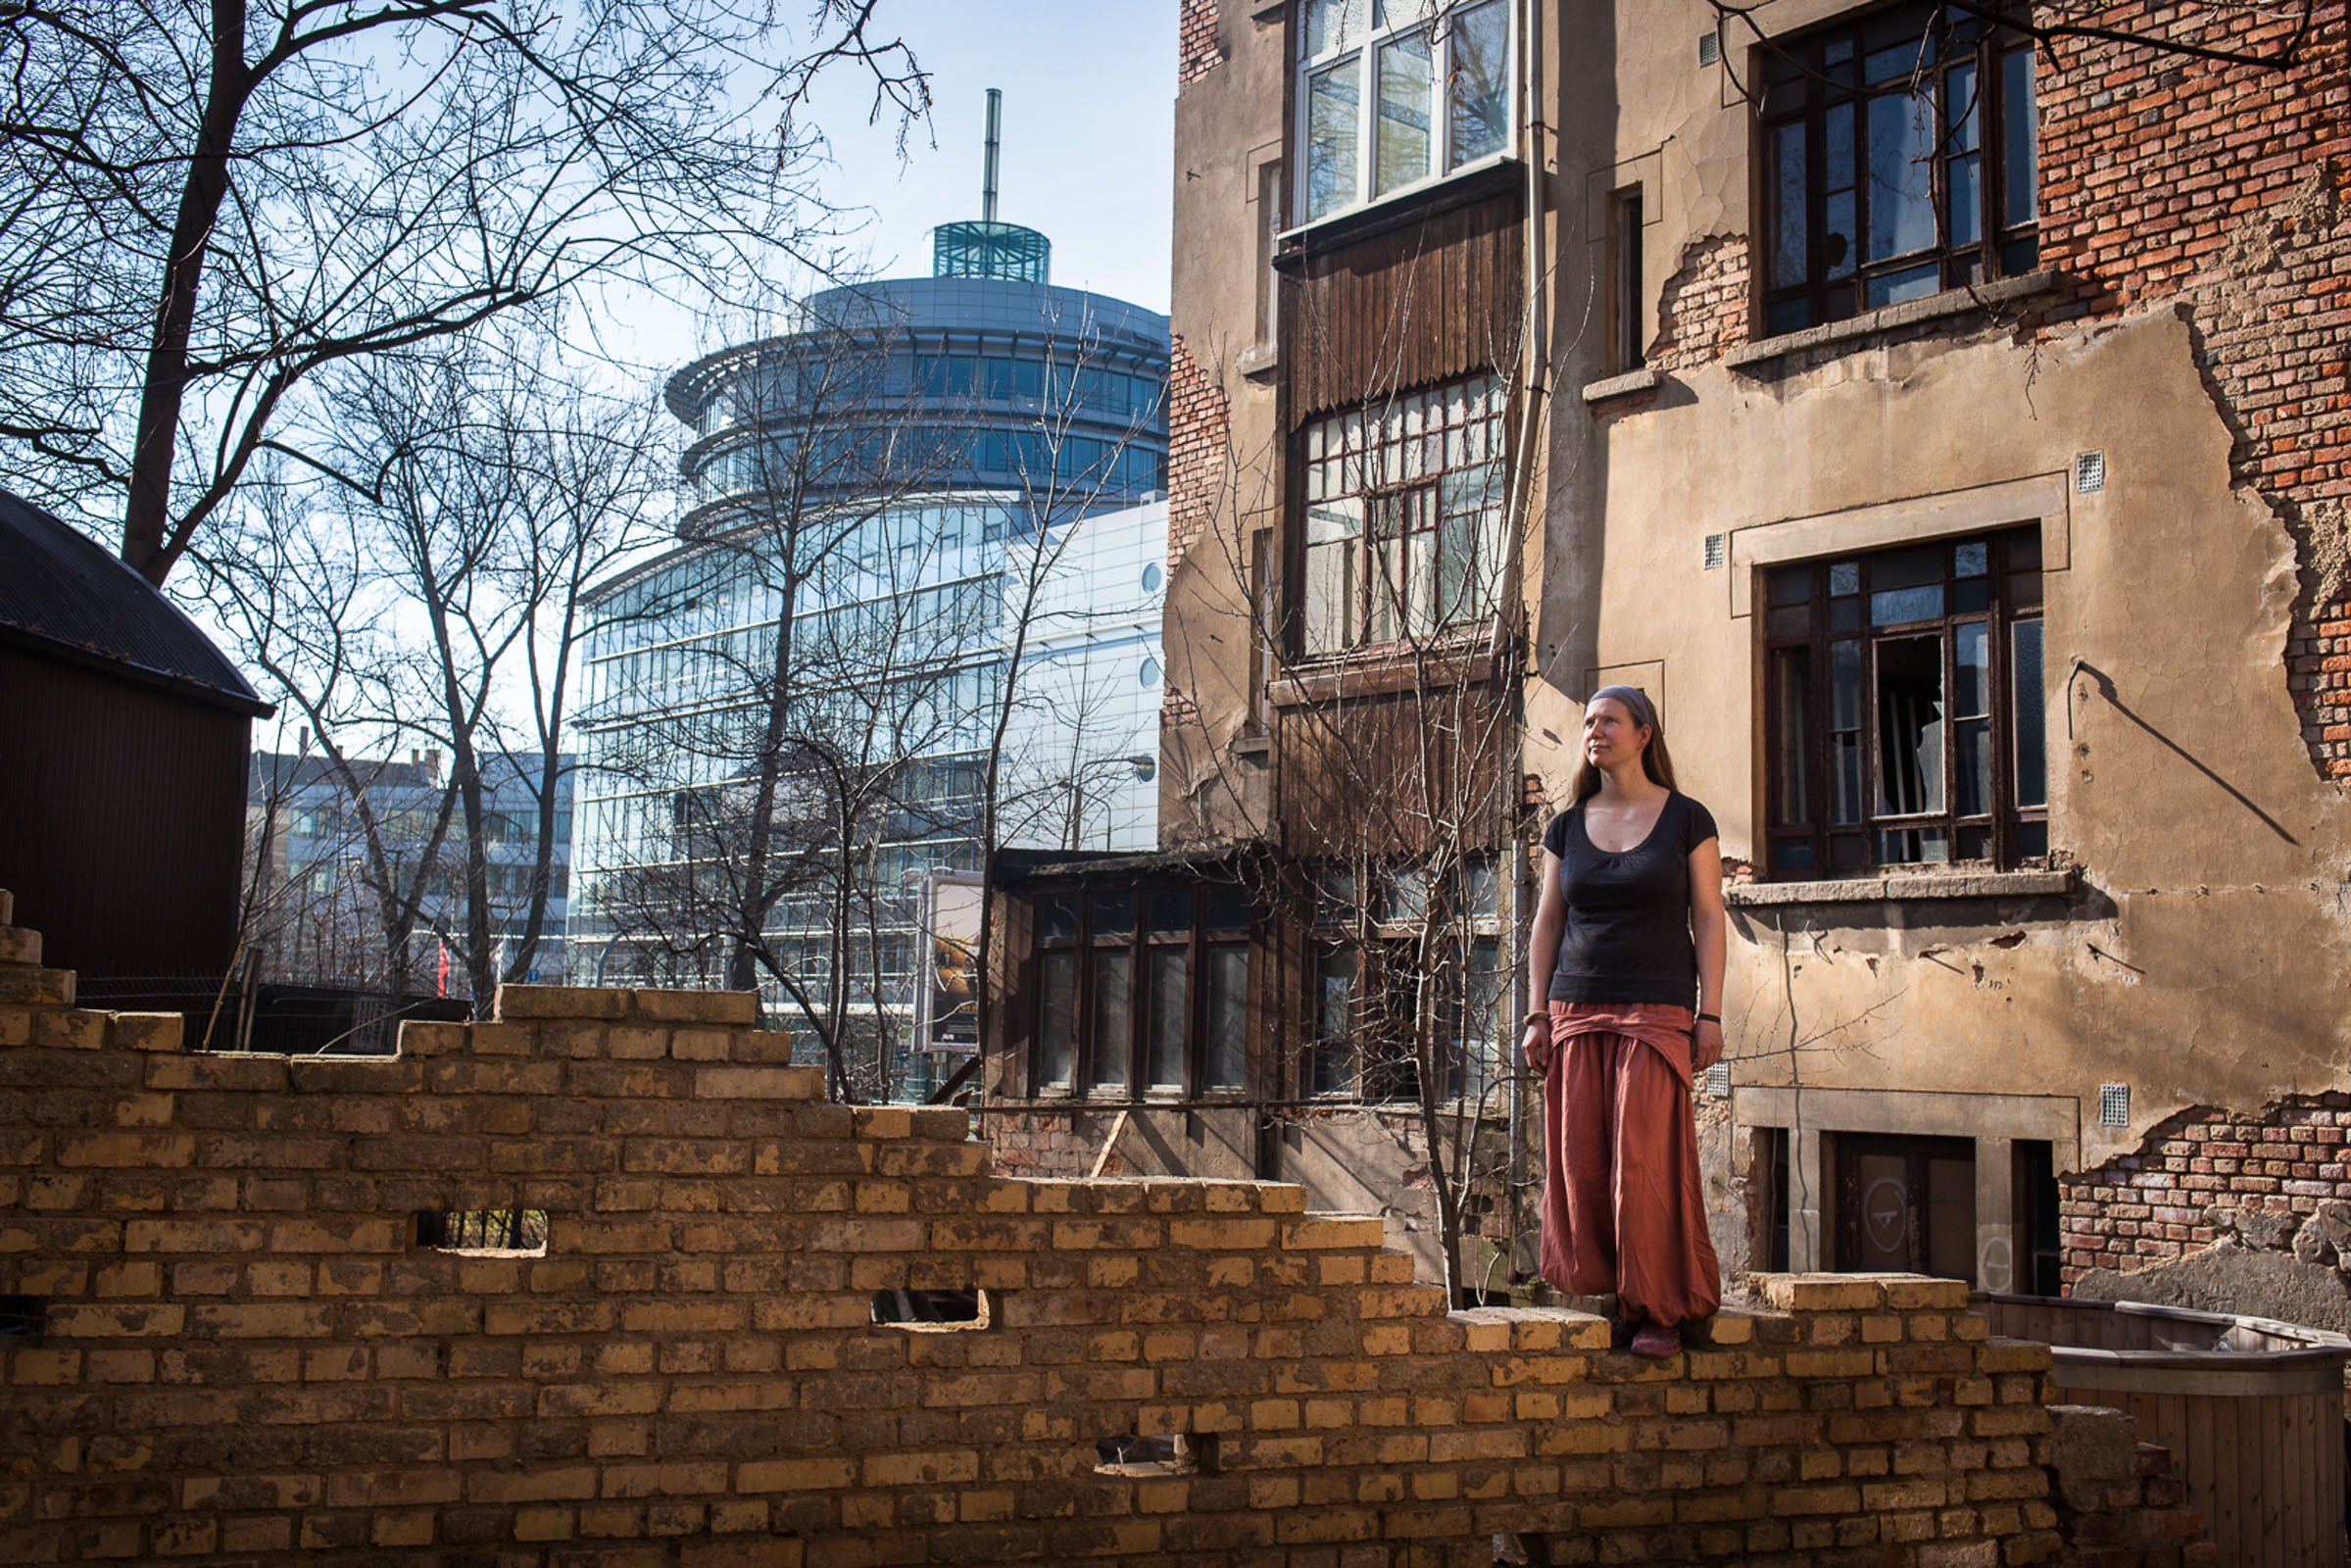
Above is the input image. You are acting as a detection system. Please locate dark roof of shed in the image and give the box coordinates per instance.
[0,490,270,716]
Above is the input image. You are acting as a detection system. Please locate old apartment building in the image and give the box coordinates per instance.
[983,0,2351,1307]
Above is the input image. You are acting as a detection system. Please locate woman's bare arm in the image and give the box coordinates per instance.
[1688,835,1727,1069]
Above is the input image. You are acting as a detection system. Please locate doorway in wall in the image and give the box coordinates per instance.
[1831,1132,1977,1283]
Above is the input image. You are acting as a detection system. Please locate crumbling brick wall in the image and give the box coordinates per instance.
[2059,1091,2351,1284]
[0,889,2162,1565]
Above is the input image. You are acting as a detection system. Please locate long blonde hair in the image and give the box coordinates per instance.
[1568,684,1679,807]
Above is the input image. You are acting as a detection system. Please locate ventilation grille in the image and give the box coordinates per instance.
[1697,30,1722,66]
[2098,1082,2131,1127]
[1702,532,1729,570]
[2075,450,2107,494]
[1702,1061,1732,1099]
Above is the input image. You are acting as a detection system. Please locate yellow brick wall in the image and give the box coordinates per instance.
[0,895,2093,1565]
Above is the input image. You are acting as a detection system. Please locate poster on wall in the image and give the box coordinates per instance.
[915,873,983,1054]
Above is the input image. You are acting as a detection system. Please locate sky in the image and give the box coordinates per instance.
[771,2,1176,315]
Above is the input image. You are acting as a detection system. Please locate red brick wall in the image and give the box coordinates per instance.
[1165,334,1232,575]
[2060,1093,2351,1282]
[1179,0,1225,87]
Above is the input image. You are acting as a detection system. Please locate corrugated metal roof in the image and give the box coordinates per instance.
[0,490,270,715]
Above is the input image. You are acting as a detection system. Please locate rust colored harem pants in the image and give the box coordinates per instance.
[1538,1001,1722,1326]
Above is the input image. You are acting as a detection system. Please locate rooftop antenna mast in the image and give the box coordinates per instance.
[931,87,1049,283]
[982,87,1002,224]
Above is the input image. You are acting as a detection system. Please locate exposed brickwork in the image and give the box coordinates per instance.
[0,892,2179,1565]
[1179,0,1226,88]
[1643,235,1752,374]
[2058,1092,2351,1282]
[1160,331,1231,739]
[985,1108,1134,1178]
[1165,333,1233,576]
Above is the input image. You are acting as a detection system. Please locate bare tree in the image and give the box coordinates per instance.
[209,321,663,1005]
[582,304,982,1096]
[0,0,926,585]
[1157,281,1545,1298]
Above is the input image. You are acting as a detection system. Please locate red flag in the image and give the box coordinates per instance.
[436,942,450,999]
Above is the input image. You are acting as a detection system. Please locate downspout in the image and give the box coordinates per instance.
[1500,0,1548,1234]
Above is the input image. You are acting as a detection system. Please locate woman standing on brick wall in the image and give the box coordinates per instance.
[1522,686,1725,1356]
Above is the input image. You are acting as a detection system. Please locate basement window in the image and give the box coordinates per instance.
[416,1209,549,1256]
[869,1288,992,1333]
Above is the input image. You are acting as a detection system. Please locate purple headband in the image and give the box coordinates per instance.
[1587,684,1657,731]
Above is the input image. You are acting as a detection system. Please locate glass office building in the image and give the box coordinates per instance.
[572,269,1169,1099]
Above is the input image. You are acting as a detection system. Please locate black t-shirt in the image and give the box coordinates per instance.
[1542,792,1720,1005]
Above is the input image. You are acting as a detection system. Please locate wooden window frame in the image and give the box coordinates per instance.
[1295,371,1510,662]
[1028,883,1252,1101]
[1302,858,1504,1105]
[1756,2,2039,336]
[1761,526,2046,878]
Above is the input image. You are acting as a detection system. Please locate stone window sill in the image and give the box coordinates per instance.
[1727,270,2059,374]
[1238,342,1279,382]
[1581,367,1662,406]
[1724,867,2076,908]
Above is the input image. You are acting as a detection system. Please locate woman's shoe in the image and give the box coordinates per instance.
[1629,1321,1682,1358]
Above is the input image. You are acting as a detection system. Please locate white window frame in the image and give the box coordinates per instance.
[1293,0,1518,228]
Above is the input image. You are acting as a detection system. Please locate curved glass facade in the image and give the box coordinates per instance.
[574,275,1170,1100]
[668,277,1168,535]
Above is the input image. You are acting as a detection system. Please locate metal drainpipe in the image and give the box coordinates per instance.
[1502,0,1548,1220]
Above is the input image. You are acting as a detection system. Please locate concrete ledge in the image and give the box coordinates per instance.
[1580,367,1662,405]
[1727,270,2060,372]
[1726,868,2076,907]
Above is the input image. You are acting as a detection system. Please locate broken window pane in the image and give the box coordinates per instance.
[1874,635,1946,817]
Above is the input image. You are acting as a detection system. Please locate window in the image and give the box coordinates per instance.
[1763,528,2046,876]
[1304,858,1503,1104]
[1758,3,2038,334]
[1606,185,1645,374]
[1297,0,1512,224]
[1031,883,1251,1097]
[1299,373,1507,657]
